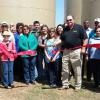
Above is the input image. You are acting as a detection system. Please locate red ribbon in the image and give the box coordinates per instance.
[0,43,100,59]
[67,44,100,50]
[0,43,12,57]
[0,43,37,59]
[50,44,100,53]
[52,50,57,54]
[83,44,100,48]
[17,50,37,56]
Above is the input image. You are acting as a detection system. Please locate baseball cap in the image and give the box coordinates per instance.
[2,31,11,36]
[1,21,9,27]
[94,18,100,22]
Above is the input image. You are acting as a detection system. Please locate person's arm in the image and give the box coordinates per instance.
[0,49,3,54]
[79,25,88,54]
[51,51,60,62]
[38,36,46,48]
[19,36,28,51]
[30,34,38,50]
[10,42,16,54]
[44,49,51,61]
[54,39,61,47]
[39,44,45,48]
[81,38,88,54]
[86,39,92,59]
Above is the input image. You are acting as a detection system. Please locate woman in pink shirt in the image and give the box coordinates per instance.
[0,31,16,89]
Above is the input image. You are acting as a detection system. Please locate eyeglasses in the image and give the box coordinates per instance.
[3,35,10,38]
[67,19,72,22]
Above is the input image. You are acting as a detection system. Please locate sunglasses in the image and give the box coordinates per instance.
[67,19,72,22]
[3,35,10,38]
[95,21,99,25]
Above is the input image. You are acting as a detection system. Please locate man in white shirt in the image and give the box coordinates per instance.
[83,20,93,38]
[82,20,93,81]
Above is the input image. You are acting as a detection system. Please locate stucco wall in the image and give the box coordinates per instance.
[0,0,55,27]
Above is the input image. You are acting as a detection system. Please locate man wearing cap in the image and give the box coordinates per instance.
[60,15,88,90]
[89,18,100,39]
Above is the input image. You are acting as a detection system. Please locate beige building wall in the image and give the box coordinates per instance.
[89,0,100,26]
[0,0,55,27]
[82,0,90,22]
[66,0,82,24]
[64,0,67,22]
[65,0,100,26]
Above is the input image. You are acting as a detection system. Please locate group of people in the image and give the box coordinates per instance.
[0,15,100,91]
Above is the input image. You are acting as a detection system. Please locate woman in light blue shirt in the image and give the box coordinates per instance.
[45,28,62,87]
[88,27,100,88]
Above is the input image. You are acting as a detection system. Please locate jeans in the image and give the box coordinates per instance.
[90,59,100,86]
[47,58,62,86]
[37,53,49,83]
[22,56,36,83]
[36,53,44,81]
[2,61,14,86]
[14,56,23,81]
[34,65,38,79]
[86,60,93,81]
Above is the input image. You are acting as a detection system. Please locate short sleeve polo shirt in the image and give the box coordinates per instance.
[60,24,87,49]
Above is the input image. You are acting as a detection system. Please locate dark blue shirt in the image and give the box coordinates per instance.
[60,24,87,49]
[14,32,21,52]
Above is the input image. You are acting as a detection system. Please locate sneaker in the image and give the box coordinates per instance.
[50,84,57,88]
[9,84,15,88]
[30,81,37,85]
[75,87,81,92]
[4,85,8,89]
[4,85,11,89]
[59,85,69,90]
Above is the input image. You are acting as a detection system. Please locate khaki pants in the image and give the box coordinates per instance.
[62,49,82,88]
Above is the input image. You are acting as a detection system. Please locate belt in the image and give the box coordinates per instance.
[65,46,82,51]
